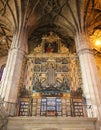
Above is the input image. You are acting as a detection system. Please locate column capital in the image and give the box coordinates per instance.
[75,31,93,56]
[77,47,93,55]
[10,46,27,55]
[10,28,28,54]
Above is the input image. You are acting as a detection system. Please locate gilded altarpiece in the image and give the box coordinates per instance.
[18,32,86,117]
[23,32,82,92]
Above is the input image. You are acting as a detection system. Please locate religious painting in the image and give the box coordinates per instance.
[45,42,58,53]
[34,65,41,72]
[42,58,48,62]
[62,65,69,72]
[62,58,68,64]
[56,64,61,72]
[41,64,47,72]
[35,58,41,64]
[55,58,62,63]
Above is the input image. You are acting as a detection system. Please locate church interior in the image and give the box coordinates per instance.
[0,0,101,130]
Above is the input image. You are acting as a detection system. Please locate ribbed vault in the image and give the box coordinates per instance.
[0,0,101,56]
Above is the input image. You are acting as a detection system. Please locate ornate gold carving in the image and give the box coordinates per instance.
[42,32,60,43]
[33,45,42,53]
[60,44,69,54]
[30,32,70,55]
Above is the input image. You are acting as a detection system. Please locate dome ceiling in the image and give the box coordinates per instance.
[0,0,101,57]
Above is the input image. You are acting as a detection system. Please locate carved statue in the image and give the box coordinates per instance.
[71,87,83,97]
[59,76,70,91]
[63,76,70,90]
[32,75,42,91]
[76,87,83,96]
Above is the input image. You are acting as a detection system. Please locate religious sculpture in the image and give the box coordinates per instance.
[71,86,83,97]
[33,45,42,53]
[61,76,70,91]
[32,75,42,91]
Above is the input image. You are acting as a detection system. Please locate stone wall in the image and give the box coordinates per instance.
[7,117,97,130]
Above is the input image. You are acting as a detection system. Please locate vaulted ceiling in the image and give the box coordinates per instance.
[0,0,101,56]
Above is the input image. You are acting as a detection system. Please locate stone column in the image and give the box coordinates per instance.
[0,28,28,114]
[75,32,101,119]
